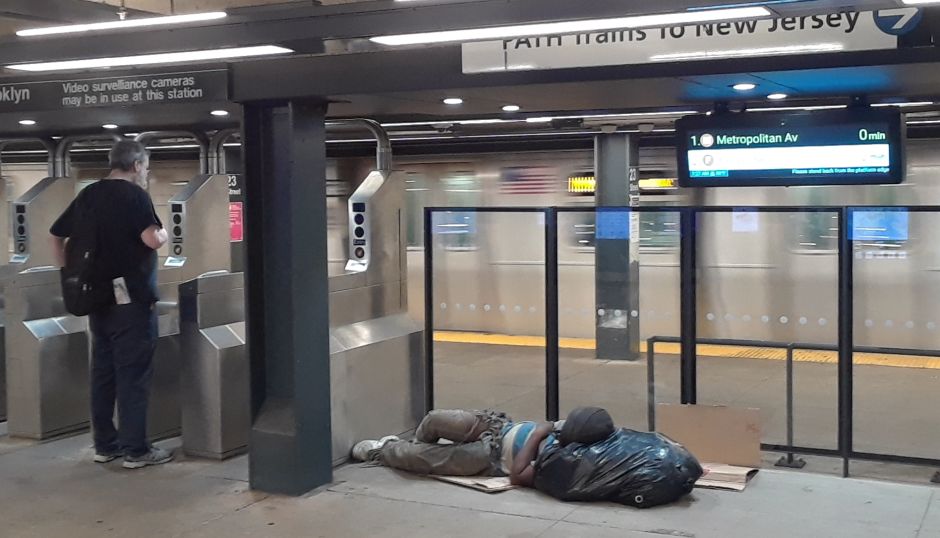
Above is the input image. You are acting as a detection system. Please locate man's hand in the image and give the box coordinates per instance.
[509,422,554,488]
[140,225,168,250]
[50,235,67,267]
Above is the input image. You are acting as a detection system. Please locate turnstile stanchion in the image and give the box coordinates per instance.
[5,267,89,439]
[179,272,247,459]
[149,173,231,440]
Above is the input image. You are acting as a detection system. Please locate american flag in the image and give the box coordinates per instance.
[499,166,558,195]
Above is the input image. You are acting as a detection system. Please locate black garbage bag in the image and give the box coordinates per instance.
[533,429,703,508]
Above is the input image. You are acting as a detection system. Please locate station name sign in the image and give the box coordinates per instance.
[462,9,923,73]
[0,69,227,113]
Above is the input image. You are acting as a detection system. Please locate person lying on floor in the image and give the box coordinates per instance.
[351,406,615,487]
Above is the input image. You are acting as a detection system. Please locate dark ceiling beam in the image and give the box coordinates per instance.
[0,0,907,65]
[230,43,940,103]
[0,0,151,24]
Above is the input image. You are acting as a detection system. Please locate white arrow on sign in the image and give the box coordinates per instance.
[879,8,919,31]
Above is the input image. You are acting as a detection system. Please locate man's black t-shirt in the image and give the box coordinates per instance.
[51,179,162,304]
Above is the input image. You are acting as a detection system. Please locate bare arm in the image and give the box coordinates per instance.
[50,235,67,267]
[509,422,554,488]
[140,225,168,250]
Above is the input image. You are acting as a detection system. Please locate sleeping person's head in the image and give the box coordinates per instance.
[559,407,615,446]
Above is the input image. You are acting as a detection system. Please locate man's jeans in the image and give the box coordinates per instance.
[89,302,158,458]
[379,410,509,476]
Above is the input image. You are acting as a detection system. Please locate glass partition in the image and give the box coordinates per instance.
[556,209,681,431]
[851,208,940,459]
[696,209,839,451]
[430,210,546,422]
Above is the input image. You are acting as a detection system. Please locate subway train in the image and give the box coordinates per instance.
[3,137,939,352]
[397,139,940,352]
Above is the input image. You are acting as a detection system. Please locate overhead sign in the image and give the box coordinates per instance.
[676,108,905,187]
[462,10,921,73]
[0,69,227,113]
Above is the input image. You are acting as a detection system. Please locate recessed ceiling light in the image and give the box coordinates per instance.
[102,124,118,129]
[210,110,230,116]
[767,93,788,100]
[18,119,36,126]
[732,83,757,91]
[17,12,227,37]
[6,45,292,72]
[502,105,521,112]
[443,98,464,105]
[371,6,770,45]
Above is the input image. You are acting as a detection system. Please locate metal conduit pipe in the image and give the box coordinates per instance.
[208,128,239,175]
[0,138,56,178]
[326,119,392,172]
[55,134,122,178]
[134,131,211,174]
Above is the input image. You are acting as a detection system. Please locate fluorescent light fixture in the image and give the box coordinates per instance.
[748,105,847,112]
[872,101,935,108]
[210,110,230,116]
[18,119,36,126]
[382,118,524,127]
[17,12,227,37]
[901,0,940,5]
[502,105,521,112]
[124,132,140,137]
[907,119,940,125]
[526,110,698,123]
[371,6,770,45]
[651,43,843,62]
[767,93,788,100]
[732,83,757,91]
[7,45,292,72]
[102,124,118,129]
[443,97,464,105]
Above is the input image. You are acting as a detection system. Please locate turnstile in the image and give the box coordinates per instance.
[150,174,231,440]
[179,166,424,462]
[5,267,89,439]
[4,177,84,437]
[179,272,247,459]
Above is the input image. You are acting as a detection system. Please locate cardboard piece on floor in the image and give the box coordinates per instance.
[696,463,760,491]
[656,403,762,469]
[434,476,516,493]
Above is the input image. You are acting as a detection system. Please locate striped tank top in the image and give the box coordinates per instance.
[500,422,557,474]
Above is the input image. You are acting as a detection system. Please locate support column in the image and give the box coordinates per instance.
[594,134,641,361]
[243,99,332,495]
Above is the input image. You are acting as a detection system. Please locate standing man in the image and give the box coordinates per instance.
[50,140,173,469]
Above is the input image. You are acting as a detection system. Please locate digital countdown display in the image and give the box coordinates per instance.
[677,108,905,187]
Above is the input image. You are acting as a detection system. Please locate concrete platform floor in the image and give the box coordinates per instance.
[1,429,940,538]
[433,341,940,464]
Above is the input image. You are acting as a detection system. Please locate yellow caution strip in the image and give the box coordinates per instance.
[433,331,940,370]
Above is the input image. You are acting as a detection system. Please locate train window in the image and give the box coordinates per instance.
[566,211,679,250]
[435,172,480,250]
[405,172,430,248]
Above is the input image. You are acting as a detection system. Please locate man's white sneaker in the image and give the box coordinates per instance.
[352,436,400,462]
[351,440,382,462]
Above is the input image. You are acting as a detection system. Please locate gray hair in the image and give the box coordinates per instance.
[108,140,149,172]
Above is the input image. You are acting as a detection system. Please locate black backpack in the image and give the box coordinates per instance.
[60,187,114,316]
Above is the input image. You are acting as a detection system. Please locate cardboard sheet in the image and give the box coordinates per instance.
[434,476,516,493]
[656,404,762,468]
[696,463,760,491]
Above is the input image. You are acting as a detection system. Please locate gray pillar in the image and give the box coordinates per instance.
[243,99,332,495]
[594,134,641,361]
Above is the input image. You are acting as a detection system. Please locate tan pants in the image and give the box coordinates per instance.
[379,409,509,476]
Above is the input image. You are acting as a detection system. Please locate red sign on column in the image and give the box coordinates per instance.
[229,202,244,242]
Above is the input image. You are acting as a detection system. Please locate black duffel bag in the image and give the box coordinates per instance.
[534,429,703,508]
